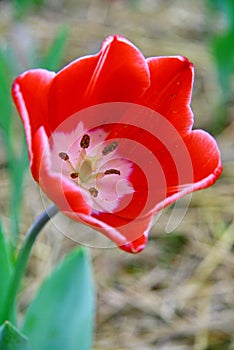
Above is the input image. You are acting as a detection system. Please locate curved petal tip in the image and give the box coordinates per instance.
[120,234,148,254]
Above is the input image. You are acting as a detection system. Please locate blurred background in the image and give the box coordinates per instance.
[0,0,233,349]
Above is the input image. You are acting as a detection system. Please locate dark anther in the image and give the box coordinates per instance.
[80,134,90,149]
[70,172,79,179]
[59,152,69,161]
[102,141,118,155]
[104,169,121,175]
[89,187,98,197]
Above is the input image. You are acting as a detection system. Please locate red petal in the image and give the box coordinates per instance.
[48,35,150,131]
[120,233,148,254]
[142,56,194,135]
[12,69,55,170]
[76,210,153,253]
[105,120,179,212]
[40,173,92,217]
[182,130,222,188]
[149,129,222,215]
[33,127,91,215]
[106,122,222,219]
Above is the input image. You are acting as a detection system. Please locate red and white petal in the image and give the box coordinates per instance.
[40,172,92,217]
[76,210,154,253]
[12,69,55,135]
[12,69,55,169]
[33,127,92,215]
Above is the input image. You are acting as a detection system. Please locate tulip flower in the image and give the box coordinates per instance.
[12,35,222,253]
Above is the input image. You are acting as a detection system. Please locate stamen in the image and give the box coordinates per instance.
[102,141,118,155]
[104,169,121,175]
[89,187,98,197]
[80,134,90,149]
[59,152,69,161]
[70,172,79,179]
[59,152,77,173]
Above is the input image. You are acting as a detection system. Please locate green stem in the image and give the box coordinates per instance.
[1,204,59,324]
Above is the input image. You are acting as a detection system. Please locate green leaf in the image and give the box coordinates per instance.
[0,321,30,350]
[206,0,234,30]
[0,222,13,323]
[41,27,68,71]
[0,48,12,136]
[211,29,234,98]
[22,247,95,350]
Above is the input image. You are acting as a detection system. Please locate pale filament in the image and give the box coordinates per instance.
[58,136,121,197]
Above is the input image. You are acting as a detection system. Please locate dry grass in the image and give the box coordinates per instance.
[0,0,234,349]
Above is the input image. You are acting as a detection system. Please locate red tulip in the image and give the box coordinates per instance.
[12,35,222,253]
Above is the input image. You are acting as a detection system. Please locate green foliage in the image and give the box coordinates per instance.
[22,248,95,350]
[206,0,234,27]
[0,25,67,248]
[212,30,234,100]
[206,0,234,133]
[0,50,12,136]
[11,0,46,19]
[0,321,30,350]
[0,45,29,246]
[0,222,13,323]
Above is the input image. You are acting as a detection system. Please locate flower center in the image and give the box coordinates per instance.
[58,134,122,199]
[51,125,134,213]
